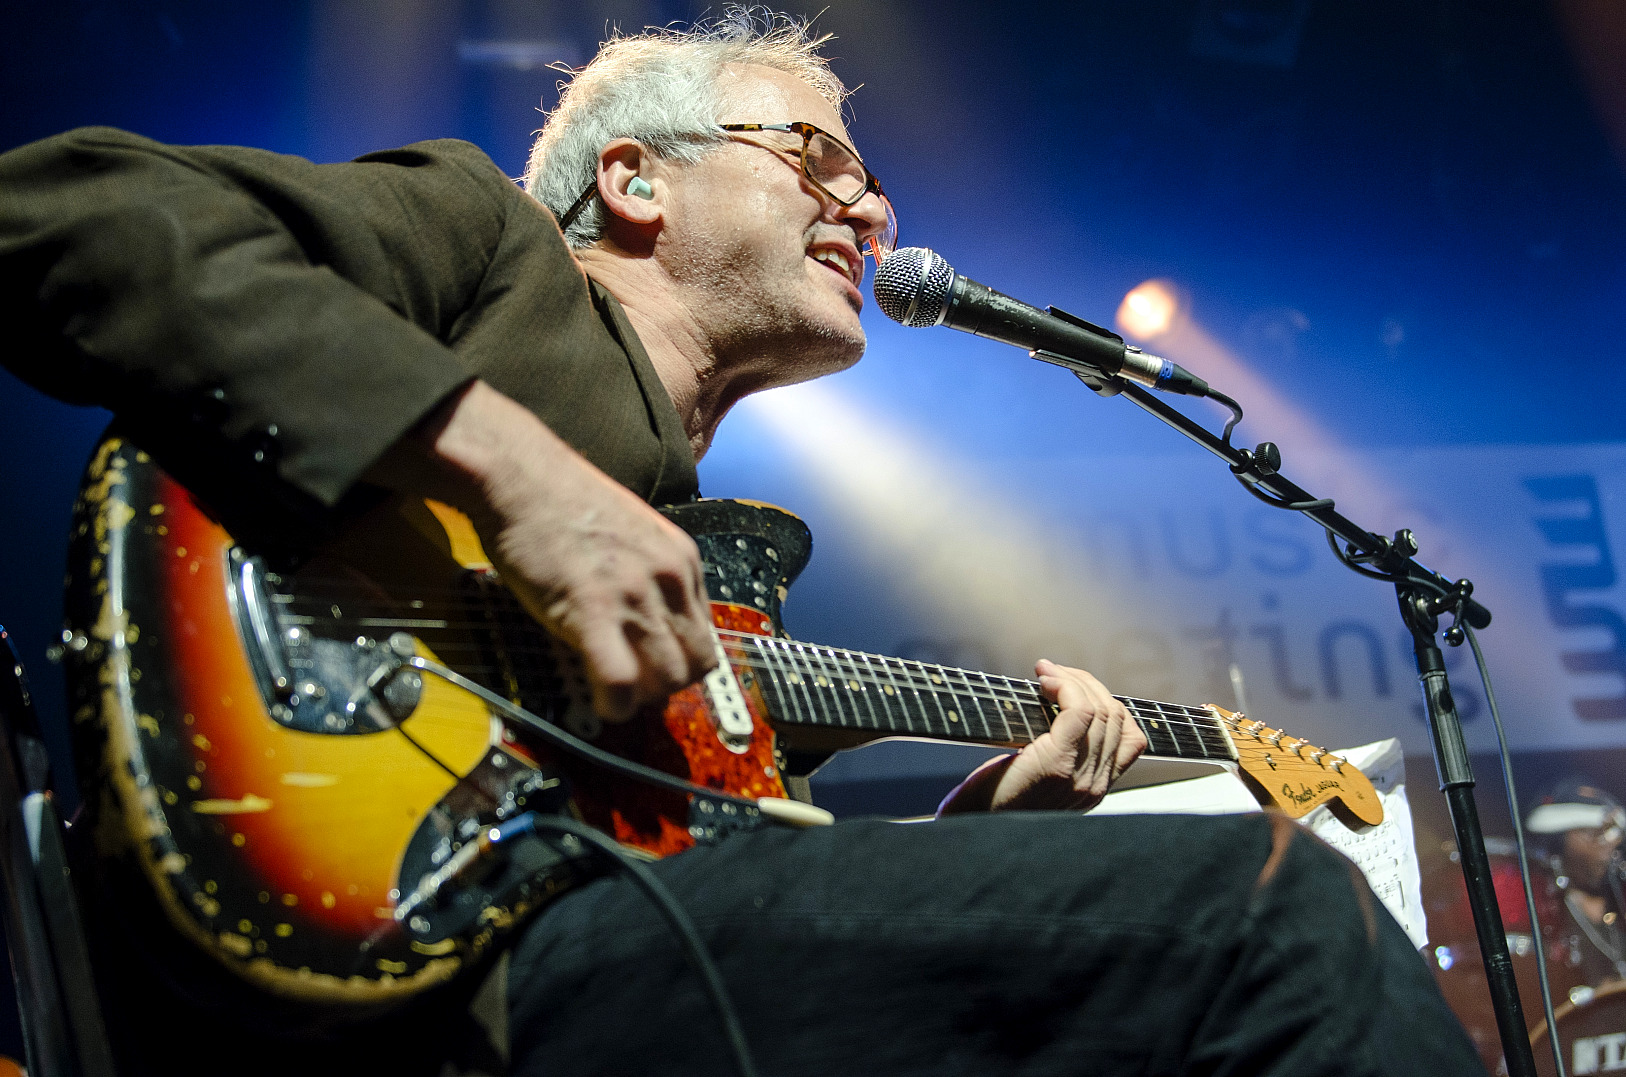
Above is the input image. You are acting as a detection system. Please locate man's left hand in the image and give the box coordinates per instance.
[938,660,1148,814]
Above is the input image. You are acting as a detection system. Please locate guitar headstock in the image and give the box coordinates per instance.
[1207,706,1385,828]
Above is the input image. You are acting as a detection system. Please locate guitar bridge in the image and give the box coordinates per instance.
[226,547,423,734]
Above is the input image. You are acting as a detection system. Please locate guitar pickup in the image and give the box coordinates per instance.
[226,547,422,735]
[702,632,753,753]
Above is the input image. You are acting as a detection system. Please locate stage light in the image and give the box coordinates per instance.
[1115,285,1398,524]
[1117,280,1181,340]
[735,381,1177,687]
[1110,282,1507,596]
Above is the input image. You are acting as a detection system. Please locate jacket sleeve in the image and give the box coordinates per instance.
[0,126,502,516]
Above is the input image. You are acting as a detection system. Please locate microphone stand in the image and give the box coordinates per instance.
[1037,343,1536,1077]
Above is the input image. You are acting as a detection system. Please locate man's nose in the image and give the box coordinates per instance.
[844,190,888,244]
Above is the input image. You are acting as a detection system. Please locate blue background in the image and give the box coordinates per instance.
[1,0,1624,1060]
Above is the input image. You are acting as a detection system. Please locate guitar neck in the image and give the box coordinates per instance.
[725,633,1237,765]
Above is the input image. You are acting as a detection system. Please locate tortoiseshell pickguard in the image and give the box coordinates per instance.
[547,603,788,857]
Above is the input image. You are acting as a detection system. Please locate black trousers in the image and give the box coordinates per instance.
[507,812,1486,1076]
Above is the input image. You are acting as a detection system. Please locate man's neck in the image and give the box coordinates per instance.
[576,247,723,461]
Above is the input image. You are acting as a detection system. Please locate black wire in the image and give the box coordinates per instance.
[1464,624,1566,1077]
[1323,528,1405,583]
[376,660,764,1074]
[517,814,762,1077]
[404,656,762,810]
[394,723,470,783]
[1209,388,1244,446]
[1231,474,1335,514]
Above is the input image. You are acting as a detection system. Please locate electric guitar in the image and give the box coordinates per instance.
[62,436,1381,1022]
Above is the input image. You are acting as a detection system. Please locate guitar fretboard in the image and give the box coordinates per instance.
[725,632,1236,763]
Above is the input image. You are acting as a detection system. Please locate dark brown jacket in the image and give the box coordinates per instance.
[0,126,698,527]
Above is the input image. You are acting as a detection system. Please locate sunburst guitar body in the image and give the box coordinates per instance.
[62,437,1381,1026]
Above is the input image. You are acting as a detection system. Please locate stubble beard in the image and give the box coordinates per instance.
[669,233,867,394]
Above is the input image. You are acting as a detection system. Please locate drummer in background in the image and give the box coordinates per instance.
[1527,777,1626,984]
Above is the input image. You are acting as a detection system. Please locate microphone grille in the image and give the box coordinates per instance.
[874,247,955,328]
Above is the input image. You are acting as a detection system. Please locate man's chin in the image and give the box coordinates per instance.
[815,322,866,374]
[817,297,868,354]
[762,326,865,388]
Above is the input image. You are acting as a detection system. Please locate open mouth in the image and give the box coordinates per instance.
[809,246,861,289]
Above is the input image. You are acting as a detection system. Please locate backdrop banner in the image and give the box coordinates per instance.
[719,430,1626,760]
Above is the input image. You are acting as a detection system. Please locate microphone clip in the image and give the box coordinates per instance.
[1030,349,1126,398]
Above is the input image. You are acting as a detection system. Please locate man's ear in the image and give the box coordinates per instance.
[596,138,664,232]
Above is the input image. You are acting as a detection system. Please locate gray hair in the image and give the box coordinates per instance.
[524,8,849,248]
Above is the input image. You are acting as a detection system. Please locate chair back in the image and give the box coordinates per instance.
[0,625,115,1077]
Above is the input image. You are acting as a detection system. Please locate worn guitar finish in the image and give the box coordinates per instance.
[63,437,1380,1023]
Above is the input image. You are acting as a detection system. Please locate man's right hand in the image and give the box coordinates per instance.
[374,380,716,722]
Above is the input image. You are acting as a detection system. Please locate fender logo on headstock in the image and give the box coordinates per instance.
[1282,779,1344,807]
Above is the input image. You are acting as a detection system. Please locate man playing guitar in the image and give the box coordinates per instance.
[0,10,1483,1076]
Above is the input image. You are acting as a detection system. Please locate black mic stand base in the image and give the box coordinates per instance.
[1403,590,1537,1077]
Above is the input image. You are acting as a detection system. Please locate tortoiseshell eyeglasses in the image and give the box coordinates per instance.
[557,121,898,262]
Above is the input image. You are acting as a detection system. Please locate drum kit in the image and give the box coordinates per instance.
[1427,838,1626,1076]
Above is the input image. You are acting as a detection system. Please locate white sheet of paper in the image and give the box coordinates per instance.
[1095,737,1427,948]
[1298,738,1427,948]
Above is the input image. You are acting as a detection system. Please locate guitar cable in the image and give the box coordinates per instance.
[387,654,767,1077]
[1463,625,1567,1077]
[496,813,761,1077]
[396,655,765,812]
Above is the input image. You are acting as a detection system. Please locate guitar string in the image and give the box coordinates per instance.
[265,577,1229,721]
[396,626,1227,732]
[272,631,1232,755]
[313,654,1223,763]
[270,635,1234,758]
[267,588,1255,757]
[722,634,1236,749]
[517,632,1226,745]
[265,574,1223,717]
[261,573,1280,747]
[248,580,1351,811]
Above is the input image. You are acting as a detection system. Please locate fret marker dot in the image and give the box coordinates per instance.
[815,675,830,688]
[1003,701,1014,711]
[931,675,943,685]
[883,686,894,695]
[947,711,958,722]
[847,680,860,691]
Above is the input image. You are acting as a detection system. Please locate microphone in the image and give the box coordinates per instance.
[873,247,1209,396]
